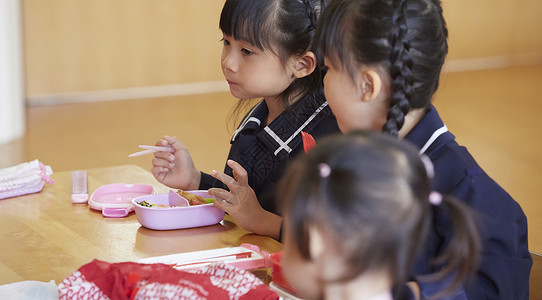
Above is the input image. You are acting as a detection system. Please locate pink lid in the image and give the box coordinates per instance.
[88,183,154,217]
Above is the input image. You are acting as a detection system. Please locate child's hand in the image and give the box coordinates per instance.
[209,160,282,240]
[151,135,201,190]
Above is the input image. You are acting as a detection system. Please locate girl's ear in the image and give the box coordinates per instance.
[359,68,384,103]
[291,51,317,79]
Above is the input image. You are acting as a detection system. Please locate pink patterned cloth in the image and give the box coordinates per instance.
[58,259,278,300]
[0,159,55,200]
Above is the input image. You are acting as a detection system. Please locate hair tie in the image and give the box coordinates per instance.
[318,163,331,178]
[429,191,442,206]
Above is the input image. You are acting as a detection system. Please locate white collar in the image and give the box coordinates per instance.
[418,125,448,155]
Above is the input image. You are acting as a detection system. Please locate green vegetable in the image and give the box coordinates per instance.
[138,200,156,207]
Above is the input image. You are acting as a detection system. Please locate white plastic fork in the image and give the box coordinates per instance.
[128,145,175,157]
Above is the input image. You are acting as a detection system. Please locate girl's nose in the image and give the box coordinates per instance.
[221,51,237,73]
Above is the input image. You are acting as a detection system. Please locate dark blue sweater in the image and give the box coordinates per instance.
[199,91,340,214]
[405,106,532,299]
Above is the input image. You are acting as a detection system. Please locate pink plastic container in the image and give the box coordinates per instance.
[132,190,225,230]
[88,183,154,217]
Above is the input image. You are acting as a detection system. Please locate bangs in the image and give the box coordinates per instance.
[219,0,278,52]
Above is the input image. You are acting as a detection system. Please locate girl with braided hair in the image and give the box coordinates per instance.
[313,0,531,298]
[151,0,339,240]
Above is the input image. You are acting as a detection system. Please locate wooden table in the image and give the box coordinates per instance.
[0,165,282,285]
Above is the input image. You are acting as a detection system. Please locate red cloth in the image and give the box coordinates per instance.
[301,131,316,153]
[58,259,278,300]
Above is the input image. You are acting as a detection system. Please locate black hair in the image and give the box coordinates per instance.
[314,0,448,136]
[278,131,480,298]
[220,0,329,108]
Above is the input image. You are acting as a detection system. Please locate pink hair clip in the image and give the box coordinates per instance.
[429,191,443,206]
[318,163,331,178]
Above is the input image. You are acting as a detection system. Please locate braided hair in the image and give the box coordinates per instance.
[385,0,413,135]
[315,0,449,136]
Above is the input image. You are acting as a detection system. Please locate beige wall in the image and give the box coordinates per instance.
[444,0,542,59]
[23,0,225,97]
[22,0,542,103]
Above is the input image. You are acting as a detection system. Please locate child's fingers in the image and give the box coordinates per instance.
[156,138,168,147]
[153,150,176,162]
[226,160,249,186]
[161,135,186,151]
[211,170,238,188]
[151,157,175,170]
[151,166,168,182]
[208,188,239,206]
[156,136,173,149]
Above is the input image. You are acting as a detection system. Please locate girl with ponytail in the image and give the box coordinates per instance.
[313,0,531,298]
[279,131,480,299]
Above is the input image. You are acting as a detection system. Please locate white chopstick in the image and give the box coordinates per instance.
[128,145,174,157]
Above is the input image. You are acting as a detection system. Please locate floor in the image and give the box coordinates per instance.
[1,65,541,254]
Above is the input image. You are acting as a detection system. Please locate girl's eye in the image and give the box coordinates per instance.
[241,48,253,56]
[221,38,230,46]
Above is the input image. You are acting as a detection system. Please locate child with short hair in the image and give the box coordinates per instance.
[151,0,339,239]
[278,131,481,300]
[312,0,531,298]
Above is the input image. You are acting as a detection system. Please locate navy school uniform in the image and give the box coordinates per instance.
[405,106,532,299]
[198,91,340,214]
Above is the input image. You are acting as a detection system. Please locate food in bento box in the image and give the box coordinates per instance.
[137,200,179,208]
[177,189,207,205]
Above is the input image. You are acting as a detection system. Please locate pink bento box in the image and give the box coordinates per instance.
[132,190,225,230]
